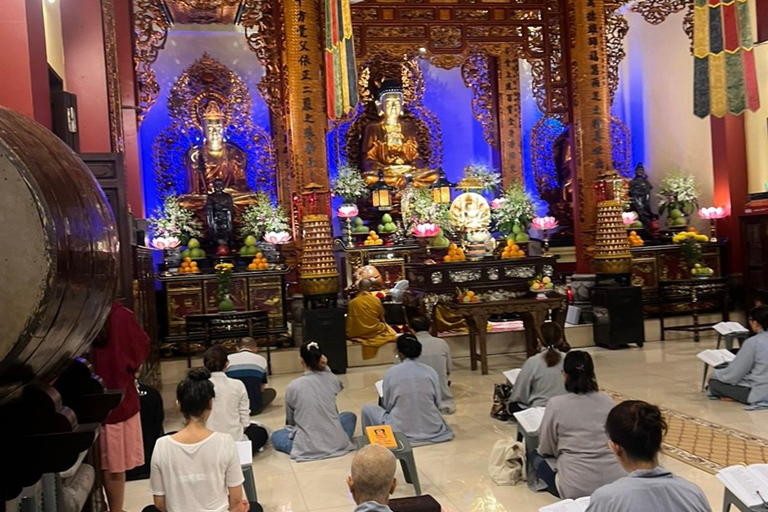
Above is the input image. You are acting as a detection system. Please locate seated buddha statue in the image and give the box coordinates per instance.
[361,79,438,190]
[178,101,257,213]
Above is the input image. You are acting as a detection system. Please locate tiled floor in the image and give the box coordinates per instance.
[124,335,768,512]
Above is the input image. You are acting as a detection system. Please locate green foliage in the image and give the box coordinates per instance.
[404,188,451,234]
[658,173,699,216]
[492,182,536,235]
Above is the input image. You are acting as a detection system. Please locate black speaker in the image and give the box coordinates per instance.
[591,286,645,349]
[303,307,348,374]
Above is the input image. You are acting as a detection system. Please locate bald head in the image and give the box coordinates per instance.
[239,337,259,353]
[347,445,397,505]
[359,279,374,292]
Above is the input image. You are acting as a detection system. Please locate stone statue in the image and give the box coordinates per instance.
[205,178,235,248]
[361,79,437,189]
[179,101,256,212]
[629,163,655,229]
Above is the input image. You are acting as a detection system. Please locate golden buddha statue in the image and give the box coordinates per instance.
[361,79,438,189]
[178,101,255,212]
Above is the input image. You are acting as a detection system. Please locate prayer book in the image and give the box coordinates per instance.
[538,497,590,512]
[716,464,768,508]
[366,425,397,449]
[713,322,749,335]
[502,369,521,386]
[513,406,546,434]
[375,380,384,398]
[697,349,736,367]
[236,440,252,466]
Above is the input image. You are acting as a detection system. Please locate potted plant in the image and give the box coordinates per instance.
[672,229,714,278]
[214,262,235,311]
[658,173,699,230]
[491,182,535,244]
[148,196,203,267]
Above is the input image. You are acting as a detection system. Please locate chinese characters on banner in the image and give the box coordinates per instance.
[285,0,330,200]
[571,0,612,271]
[497,44,523,187]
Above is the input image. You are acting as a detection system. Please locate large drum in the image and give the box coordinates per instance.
[0,107,118,405]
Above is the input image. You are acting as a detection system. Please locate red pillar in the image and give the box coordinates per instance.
[0,0,51,128]
[710,115,748,274]
[61,0,111,153]
[115,0,144,216]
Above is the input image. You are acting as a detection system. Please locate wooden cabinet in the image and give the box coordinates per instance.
[741,215,768,303]
[157,270,289,358]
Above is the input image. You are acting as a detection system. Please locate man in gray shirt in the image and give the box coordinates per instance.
[347,445,397,512]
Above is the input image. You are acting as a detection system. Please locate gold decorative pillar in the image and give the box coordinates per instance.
[497,45,523,187]
[283,0,330,211]
[570,0,613,272]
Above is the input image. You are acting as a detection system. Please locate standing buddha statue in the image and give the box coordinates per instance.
[178,101,256,213]
[361,79,438,189]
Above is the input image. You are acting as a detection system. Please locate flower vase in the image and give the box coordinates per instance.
[218,294,235,312]
[164,247,182,270]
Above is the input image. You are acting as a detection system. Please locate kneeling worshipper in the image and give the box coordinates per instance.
[586,400,711,512]
[407,315,455,414]
[271,341,357,461]
[362,334,454,445]
[709,305,768,408]
[347,279,397,359]
[534,351,625,499]
[203,345,269,453]
[148,368,261,512]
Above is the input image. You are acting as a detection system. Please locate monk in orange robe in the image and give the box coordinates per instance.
[347,279,397,359]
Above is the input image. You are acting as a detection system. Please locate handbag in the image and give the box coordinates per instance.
[490,383,512,421]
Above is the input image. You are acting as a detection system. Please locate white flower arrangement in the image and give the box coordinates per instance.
[404,188,451,234]
[240,192,291,239]
[148,196,203,242]
[464,164,502,192]
[491,183,536,235]
[658,173,699,217]
[332,165,369,202]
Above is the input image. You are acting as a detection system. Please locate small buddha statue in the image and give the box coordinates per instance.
[205,178,235,248]
[178,101,256,213]
[361,79,438,189]
[629,163,655,229]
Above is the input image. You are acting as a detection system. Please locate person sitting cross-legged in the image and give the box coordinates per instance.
[362,334,453,445]
[204,345,269,454]
[347,279,397,360]
[406,315,455,415]
[347,445,398,512]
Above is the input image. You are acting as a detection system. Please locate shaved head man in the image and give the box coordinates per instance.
[347,445,397,512]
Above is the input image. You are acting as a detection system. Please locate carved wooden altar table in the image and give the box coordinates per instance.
[435,295,568,375]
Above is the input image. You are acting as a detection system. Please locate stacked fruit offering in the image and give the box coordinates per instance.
[501,240,525,259]
[456,289,479,303]
[377,214,397,235]
[248,252,269,270]
[627,231,644,246]
[238,235,260,256]
[444,243,466,262]
[364,231,383,246]
[178,257,199,274]
[181,238,206,259]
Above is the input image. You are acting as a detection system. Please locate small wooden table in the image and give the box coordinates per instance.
[659,277,730,343]
[435,295,568,375]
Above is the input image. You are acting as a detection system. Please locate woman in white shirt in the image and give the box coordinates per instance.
[204,345,269,453]
[147,368,260,512]
[586,401,710,512]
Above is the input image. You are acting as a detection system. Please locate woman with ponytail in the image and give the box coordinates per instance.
[533,351,626,499]
[148,368,260,512]
[271,341,357,461]
[586,401,711,511]
[507,322,567,413]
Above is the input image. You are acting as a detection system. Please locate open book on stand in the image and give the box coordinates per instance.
[697,349,736,367]
[717,464,768,508]
[513,407,546,434]
[503,369,521,386]
[713,322,749,335]
[539,497,590,512]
